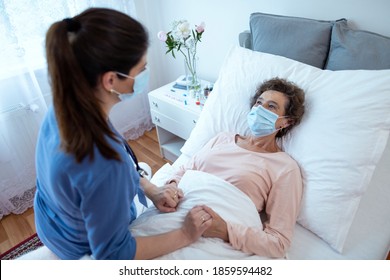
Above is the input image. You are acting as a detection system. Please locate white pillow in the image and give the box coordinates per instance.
[181,46,390,253]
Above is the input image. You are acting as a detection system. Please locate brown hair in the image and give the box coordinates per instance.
[250,77,305,138]
[45,8,148,162]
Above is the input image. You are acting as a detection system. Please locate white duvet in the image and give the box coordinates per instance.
[130,170,269,260]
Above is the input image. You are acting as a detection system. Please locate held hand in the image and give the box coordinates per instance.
[181,205,213,243]
[201,205,229,242]
[150,182,184,213]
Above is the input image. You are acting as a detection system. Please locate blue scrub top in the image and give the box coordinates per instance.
[34,106,140,259]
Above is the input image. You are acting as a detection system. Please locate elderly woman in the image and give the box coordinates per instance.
[167,77,305,258]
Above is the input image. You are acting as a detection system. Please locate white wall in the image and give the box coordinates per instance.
[134,0,390,90]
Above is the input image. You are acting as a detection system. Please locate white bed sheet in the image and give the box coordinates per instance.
[131,169,271,260]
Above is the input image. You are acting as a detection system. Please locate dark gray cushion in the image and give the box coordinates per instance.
[325,21,390,70]
[250,13,343,69]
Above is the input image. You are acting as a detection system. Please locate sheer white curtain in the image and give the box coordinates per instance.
[0,0,152,219]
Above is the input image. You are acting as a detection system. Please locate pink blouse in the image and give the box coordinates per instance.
[169,132,303,258]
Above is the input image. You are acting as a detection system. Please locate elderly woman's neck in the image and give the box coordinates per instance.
[236,134,282,153]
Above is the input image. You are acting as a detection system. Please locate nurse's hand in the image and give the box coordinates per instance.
[140,178,183,212]
[150,181,184,213]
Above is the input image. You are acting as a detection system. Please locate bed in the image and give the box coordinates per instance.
[19,12,390,260]
[131,13,390,260]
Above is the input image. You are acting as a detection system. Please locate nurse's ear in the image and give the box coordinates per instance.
[100,71,117,92]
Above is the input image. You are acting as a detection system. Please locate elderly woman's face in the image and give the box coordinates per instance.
[254,90,288,117]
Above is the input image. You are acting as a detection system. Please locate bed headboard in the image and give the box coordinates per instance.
[239,12,390,71]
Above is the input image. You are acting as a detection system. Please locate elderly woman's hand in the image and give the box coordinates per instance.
[181,205,213,242]
[201,205,229,242]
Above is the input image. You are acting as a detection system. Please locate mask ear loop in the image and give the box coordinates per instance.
[276,115,288,129]
[110,88,119,95]
[277,116,293,136]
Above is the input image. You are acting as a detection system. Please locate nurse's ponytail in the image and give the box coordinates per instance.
[45,8,148,162]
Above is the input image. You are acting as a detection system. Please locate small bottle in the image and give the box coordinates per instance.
[203,86,210,99]
[204,83,213,99]
[195,93,200,105]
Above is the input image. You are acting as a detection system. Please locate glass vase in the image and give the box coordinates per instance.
[184,57,201,98]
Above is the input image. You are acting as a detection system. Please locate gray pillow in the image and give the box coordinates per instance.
[250,13,343,69]
[325,21,390,70]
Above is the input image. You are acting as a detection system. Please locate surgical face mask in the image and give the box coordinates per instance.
[247,105,285,137]
[112,68,150,101]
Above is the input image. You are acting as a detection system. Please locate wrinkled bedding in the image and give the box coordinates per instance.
[130,170,271,259]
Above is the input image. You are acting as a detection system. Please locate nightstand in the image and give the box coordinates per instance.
[148,80,209,162]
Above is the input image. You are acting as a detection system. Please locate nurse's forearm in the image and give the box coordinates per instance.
[139,177,157,199]
[134,229,191,259]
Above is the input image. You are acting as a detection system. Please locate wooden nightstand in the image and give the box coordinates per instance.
[148,80,210,162]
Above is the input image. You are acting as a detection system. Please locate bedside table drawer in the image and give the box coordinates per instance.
[150,110,196,140]
[149,95,199,120]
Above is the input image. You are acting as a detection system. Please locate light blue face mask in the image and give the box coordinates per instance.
[112,68,150,101]
[247,105,285,137]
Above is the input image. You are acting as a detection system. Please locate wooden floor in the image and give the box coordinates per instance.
[0,127,168,255]
[0,207,36,254]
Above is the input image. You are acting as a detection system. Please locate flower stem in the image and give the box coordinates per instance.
[180,48,195,79]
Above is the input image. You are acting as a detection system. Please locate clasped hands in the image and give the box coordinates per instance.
[142,178,228,242]
[149,180,184,213]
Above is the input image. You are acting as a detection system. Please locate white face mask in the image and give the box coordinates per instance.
[247,105,286,137]
[111,68,150,101]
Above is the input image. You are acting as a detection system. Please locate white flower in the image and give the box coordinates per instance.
[177,21,190,38]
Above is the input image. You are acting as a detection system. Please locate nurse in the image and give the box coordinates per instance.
[34,7,212,260]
